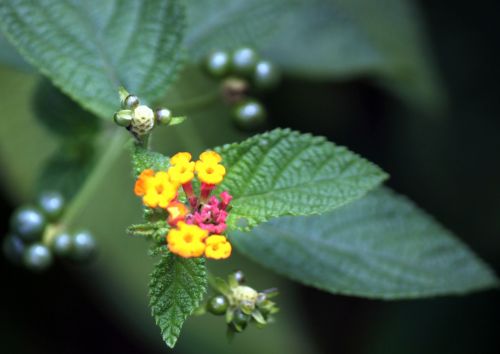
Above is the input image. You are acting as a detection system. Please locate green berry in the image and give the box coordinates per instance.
[71,230,96,262]
[232,309,250,331]
[205,50,230,78]
[233,100,266,130]
[155,108,172,125]
[231,47,258,75]
[51,232,73,257]
[23,243,53,271]
[123,94,140,109]
[253,60,280,89]
[207,295,229,315]
[114,109,133,127]
[38,191,65,221]
[10,206,46,242]
[205,50,231,78]
[233,270,245,284]
[3,234,25,265]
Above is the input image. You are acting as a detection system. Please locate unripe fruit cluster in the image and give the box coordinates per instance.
[205,270,279,335]
[203,47,281,131]
[113,90,185,138]
[2,191,96,272]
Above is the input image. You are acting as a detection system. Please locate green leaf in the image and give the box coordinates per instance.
[217,128,387,230]
[230,187,498,299]
[0,32,32,72]
[33,80,100,137]
[131,144,170,178]
[169,116,187,126]
[149,253,207,348]
[184,0,289,58]
[0,0,185,119]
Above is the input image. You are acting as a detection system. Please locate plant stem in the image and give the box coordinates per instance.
[60,129,129,228]
[207,270,218,289]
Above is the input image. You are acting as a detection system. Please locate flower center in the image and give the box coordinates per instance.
[155,184,164,193]
[183,234,193,243]
[206,167,214,174]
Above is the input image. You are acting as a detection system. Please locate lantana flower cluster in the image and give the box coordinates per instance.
[134,151,233,259]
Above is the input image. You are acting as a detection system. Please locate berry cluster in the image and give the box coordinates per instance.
[206,271,279,336]
[2,191,96,272]
[203,47,281,130]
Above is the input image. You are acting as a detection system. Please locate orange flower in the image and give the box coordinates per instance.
[134,169,154,196]
[167,201,189,226]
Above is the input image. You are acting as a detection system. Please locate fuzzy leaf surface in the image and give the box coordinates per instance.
[217,129,387,230]
[230,188,498,299]
[0,0,185,118]
[131,145,170,178]
[149,253,207,348]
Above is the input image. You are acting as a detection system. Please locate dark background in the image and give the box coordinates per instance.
[1,0,499,353]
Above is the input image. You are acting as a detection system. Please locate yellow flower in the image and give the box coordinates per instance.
[199,151,222,164]
[167,222,208,258]
[195,160,226,185]
[142,171,178,208]
[171,152,192,165]
[204,235,232,259]
[168,161,195,184]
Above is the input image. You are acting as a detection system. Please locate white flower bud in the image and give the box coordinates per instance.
[131,105,155,136]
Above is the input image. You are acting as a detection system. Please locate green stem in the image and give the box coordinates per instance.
[61,130,129,228]
[207,270,218,289]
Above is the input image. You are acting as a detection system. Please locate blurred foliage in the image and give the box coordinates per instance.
[36,141,95,199]
[0,31,31,72]
[0,67,57,200]
[33,80,100,138]
[184,0,446,111]
[232,187,497,298]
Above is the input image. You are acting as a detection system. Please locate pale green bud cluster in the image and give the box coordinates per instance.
[113,87,186,138]
[205,270,279,336]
